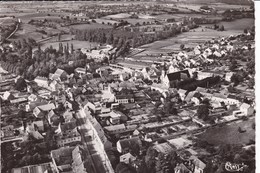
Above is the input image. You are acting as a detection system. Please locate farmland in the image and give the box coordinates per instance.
[197,118,255,145]
[135,18,254,56]
[69,23,112,30]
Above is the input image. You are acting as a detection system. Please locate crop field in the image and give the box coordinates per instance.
[197,118,255,145]
[69,23,112,30]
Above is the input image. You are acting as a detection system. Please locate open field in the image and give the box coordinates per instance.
[69,23,112,30]
[218,18,254,30]
[38,40,99,51]
[104,13,131,19]
[197,118,255,145]
[136,18,254,56]
[12,23,61,41]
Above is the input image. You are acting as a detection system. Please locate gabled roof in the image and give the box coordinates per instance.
[195,87,208,93]
[190,155,206,169]
[240,103,251,109]
[213,93,227,99]
[185,91,197,102]
[54,69,66,76]
[37,103,56,111]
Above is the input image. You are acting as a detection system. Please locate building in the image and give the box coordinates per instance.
[178,89,188,101]
[33,103,56,117]
[240,103,254,116]
[34,76,49,88]
[75,67,86,76]
[120,153,137,164]
[51,69,68,81]
[190,155,206,173]
[2,91,15,100]
[115,95,134,104]
[225,72,234,82]
[161,70,190,88]
[11,162,54,173]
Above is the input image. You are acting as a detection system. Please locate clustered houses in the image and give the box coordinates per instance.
[0,29,255,173]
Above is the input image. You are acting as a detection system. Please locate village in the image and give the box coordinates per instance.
[0,1,255,173]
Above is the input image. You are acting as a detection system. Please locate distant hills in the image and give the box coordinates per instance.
[0,0,254,5]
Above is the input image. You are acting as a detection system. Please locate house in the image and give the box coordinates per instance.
[167,137,192,150]
[211,93,227,104]
[56,126,81,147]
[120,153,137,164]
[225,72,234,82]
[174,163,193,173]
[34,76,49,88]
[227,94,240,106]
[63,110,76,123]
[240,103,254,116]
[115,95,134,104]
[178,89,188,101]
[11,162,54,173]
[99,111,122,125]
[191,92,202,105]
[51,146,75,173]
[51,69,68,81]
[117,137,142,153]
[184,91,197,103]
[49,80,62,91]
[26,120,44,133]
[161,70,190,88]
[197,71,214,80]
[2,91,15,100]
[33,103,56,117]
[153,142,175,154]
[48,110,60,126]
[74,67,86,76]
[190,155,206,173]
[84,101,102,113]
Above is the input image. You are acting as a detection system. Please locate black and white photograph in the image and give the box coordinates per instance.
[0,0,256,173]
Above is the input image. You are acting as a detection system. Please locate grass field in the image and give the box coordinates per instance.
[197,118,255,145]
[103,13,131,19]
[69,23,112,30]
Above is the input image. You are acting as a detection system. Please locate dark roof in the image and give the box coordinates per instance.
[167,70,190,81]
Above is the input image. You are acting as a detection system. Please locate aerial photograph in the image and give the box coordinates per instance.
[0,0,255,173]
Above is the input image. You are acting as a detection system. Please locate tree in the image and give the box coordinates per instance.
[231,73,243,86]
[219,25,225,31]
[71,43,74,53]
[115,163,135,173]
[14,77,27,91]
[197,104,209,121]
[180,44,185,50]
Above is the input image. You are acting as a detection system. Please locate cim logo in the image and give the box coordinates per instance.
[225,162,248,172]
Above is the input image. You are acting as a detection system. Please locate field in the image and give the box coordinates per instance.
[38,40,99,51]
[135,18,254,56]
[103,13,132,19]
[197,118,255,145]
[218,18,254,30]
[12,23,61,41]
[69,23,112,30]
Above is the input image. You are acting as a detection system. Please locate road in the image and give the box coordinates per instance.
[75,108,114,173]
